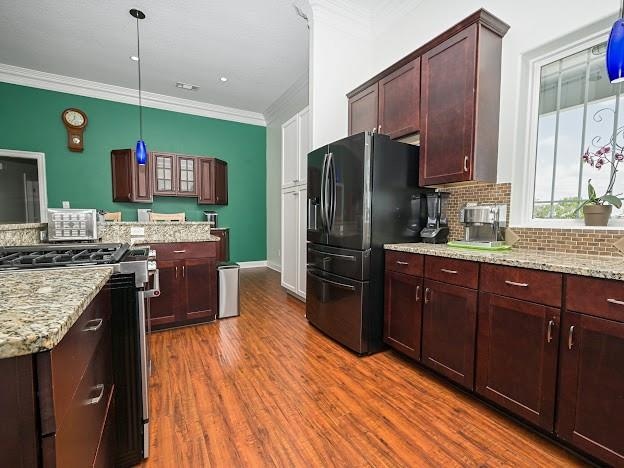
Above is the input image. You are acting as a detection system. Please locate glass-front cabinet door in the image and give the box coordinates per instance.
[153,153,177,195]
[177,156,197,196]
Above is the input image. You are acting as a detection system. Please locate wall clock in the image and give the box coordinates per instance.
[61,108,88,152]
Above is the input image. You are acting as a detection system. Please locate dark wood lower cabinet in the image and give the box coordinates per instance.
[384,271,423,360]
[422,279,477,390]
[476,293,560,431]
[184,258,217,321]
[557,311,624,465]
[149,260,179,327]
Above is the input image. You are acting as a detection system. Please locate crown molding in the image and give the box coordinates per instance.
[0,63,266,127]
[308,0,372,37]
[263,73,309,124]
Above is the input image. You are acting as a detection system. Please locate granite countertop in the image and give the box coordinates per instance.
[100,221,218,244]
[384,243,624,281]
[0,267,113,359]
[0,223,45,231]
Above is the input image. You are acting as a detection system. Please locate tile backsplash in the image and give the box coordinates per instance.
[444,182,624,257]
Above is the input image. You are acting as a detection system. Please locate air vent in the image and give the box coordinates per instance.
[176,82,200,91]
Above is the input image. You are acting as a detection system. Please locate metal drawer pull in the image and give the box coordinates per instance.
[82,318,103,332]
[396,261,409,265]
[464,156,469,172]
[308,248,356,261]
[173,250,186,253]
[547,319,555,343]
[440,268,457,274]
[505,280,529,288]
[424,287,432,304]
[415,285,421,302]
[182,265,186,278]
[308,271,356,291]
[568,326,575,350]
[85,384,105,406]
[175,266,179,279]
[607,298,624,306]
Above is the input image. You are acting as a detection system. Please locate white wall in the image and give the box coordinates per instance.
[265,75,309,271]
[307,0,619,181]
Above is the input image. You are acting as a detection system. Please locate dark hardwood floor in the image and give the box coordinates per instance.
[143,268,582,467]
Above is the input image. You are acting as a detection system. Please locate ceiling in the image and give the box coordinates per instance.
[0,0,309,114]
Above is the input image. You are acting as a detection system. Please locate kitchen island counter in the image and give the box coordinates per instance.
[100,221,219,244]
[384,242,624,281]
[0,266,112,358]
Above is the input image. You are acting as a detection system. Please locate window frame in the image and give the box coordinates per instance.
[512,26,624,229]
[0,148,48,223]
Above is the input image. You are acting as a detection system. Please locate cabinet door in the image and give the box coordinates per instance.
[420,25,477,186]
[214,160,228,205]
[297,186,307,298]
[149,260,180,327]
[557,312,624,465]
[384,270,423,360]
[281,189,299,293]
[297,107,310,184]
[282,115,299,187]
[348,82,379,136]
[476,293,560,431]
[177,156,197,196]
[378,58,420,139]
[153,153,177,195]
[198,158,215,204]
[111,150,133,202]
[214,229,229,262]
[422,279,477,390]
[183,258,217,321]
[132,154,153,202]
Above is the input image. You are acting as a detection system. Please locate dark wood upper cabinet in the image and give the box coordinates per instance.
[177,156,198,197]
[476,293,560,431]
[556,311,624,466]
[378,58,421,139]
[198,158,228,205]
[111,149,153,203]
[153,152,177,196]
[422,279,477,390]
[348,83,379,136]
[384,270,423,360]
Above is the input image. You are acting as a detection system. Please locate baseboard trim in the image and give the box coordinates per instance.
[267,261,281,272]
[238,260,268,269]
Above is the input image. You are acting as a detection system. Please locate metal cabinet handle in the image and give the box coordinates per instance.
[372,127,377,134]
[607,298,624,306]
[378,125,382,133]
[182,265,186,278]
[396,261,409,265]
[415,285,421,302]
[173,250,186,253]
[84,384,105,406]
[82,318,103,332]
[547,319,555,343]
[568,325,575,350]
[175,266,179,279]
[463,155,469,172]
[424,287,432,304]
[505,280,529,288]
[440,268,457,274]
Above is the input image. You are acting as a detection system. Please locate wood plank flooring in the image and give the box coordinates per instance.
[143,268,583,467]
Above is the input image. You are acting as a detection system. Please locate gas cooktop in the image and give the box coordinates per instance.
[0,243,130,270]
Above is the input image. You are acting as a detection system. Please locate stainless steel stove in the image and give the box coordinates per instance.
[0,243,129,270]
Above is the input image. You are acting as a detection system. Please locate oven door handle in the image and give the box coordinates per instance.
[145,269,160,298]
[137,291,149,421]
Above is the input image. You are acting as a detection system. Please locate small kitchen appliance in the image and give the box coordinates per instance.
[203,210,218,228]
[47,208,99,241]
[420,192,450,244]
[453,203,508,248]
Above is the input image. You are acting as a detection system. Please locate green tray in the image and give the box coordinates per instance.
[447,241,512,251]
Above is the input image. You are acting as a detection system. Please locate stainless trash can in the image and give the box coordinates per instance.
[217,262,240,318]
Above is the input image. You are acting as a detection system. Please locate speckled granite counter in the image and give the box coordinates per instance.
[100,222,219,244]
[0,267,113,359]
[0,223,45,246]
[384,243,624,281]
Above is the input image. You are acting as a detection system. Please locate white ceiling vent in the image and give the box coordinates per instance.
[176,82,200,91]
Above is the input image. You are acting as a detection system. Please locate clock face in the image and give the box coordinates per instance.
[64,110,85,127]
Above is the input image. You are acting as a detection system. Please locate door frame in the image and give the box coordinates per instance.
[0,148,48,222]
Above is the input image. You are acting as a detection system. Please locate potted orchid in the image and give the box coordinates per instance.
[576,145,623,226]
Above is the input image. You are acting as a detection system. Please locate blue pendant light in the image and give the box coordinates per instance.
[607,0,624,83]
[130,9,148,165]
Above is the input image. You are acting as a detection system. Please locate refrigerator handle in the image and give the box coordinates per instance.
[319,153,329,231]
[328,153,336,232]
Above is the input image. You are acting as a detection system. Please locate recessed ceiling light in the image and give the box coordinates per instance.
[176,81,200,91]
[220,77,228,82]
[130,55,139,61]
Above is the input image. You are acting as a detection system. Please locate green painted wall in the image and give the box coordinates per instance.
[0,82,266,262]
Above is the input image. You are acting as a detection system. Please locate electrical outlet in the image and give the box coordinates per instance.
[62,201,70,208]
[130,226,145,237]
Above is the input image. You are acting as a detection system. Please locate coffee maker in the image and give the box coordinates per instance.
[420,191,450,244]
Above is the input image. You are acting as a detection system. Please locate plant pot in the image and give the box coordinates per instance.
[582,204,613,226]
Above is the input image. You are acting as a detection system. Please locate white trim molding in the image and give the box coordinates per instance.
[0,148,48,222]
[0,63,266,127]
[267,261,281,272]
[238,260,268,269]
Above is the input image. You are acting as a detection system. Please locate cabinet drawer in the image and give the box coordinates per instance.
[566,275,624,321]
[480,264,562,308]
[424,256,479,289]
[38,287,111,435]
[153,241,217,260]
[385,251,423,276]
[42,329,114,468]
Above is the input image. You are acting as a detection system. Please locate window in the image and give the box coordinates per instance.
[532,38,624,221]
[0,149,47,224]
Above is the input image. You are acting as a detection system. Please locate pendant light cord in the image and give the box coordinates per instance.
[621,0,624,19]
[136,16,143,140]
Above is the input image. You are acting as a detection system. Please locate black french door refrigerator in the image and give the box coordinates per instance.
[306,132,429,354]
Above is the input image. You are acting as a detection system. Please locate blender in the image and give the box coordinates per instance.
[420,191,450,244]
